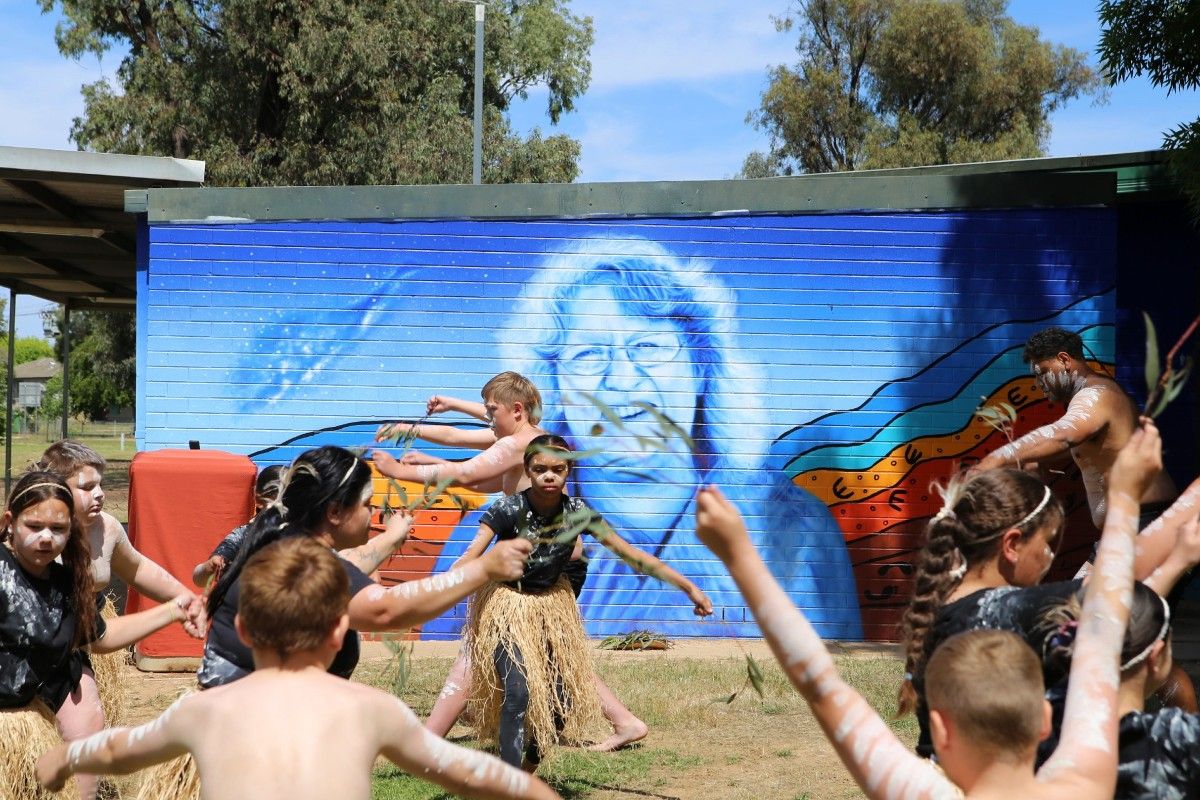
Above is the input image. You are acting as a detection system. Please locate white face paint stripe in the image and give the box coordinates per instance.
[752,593,958,800]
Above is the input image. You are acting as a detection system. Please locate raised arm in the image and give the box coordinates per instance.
[695,486,958,800]
[1037,421,1162,795]
[378,696,558,799]
[379,423,496,450]
[338,509,414,575]
[427,394,489,422]
[976,386,1111,470]
[1133,476,1200,583]
[37,695,192,791]
[372,437,520,490]
[592,523,712,616]
[348,539,531,632]
[1142,508,1200,596]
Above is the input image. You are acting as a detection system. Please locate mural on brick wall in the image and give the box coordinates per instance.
[140,210,1116,639]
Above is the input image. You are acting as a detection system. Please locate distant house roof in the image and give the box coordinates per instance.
[13,357,62,380]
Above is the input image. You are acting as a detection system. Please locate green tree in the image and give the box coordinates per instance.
[8,337,55,365]
[48,308,135,420]
[42,0,592,186]
[744,0,1102,175]
[1098,0,1200,217]
[39,374,64,421]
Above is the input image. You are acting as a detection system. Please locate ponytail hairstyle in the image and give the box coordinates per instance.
[896,468,1065,716]
[5,471,96,647]
[207,446,370,618]
[1041,581,1170,681]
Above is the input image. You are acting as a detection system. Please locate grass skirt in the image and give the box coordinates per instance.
[0,700,79,800]
[93,595,128,728]
[466,579,605,755]
[133,689,200,800]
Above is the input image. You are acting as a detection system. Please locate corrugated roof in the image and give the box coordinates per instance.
[128,150,1177,224]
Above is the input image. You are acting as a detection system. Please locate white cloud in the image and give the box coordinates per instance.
[574,0,795,90]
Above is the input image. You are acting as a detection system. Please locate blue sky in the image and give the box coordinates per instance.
[2,0,1198,334]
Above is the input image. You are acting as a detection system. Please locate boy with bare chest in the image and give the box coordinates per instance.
[38,537,557,800]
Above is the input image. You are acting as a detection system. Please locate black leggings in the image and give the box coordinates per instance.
[494,644,565,767]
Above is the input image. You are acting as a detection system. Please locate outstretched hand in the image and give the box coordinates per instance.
[36,744,71,792]
[175,592,207,639]
[426,395,453,416]
[1109,418,1162,501]
[375,422,412,442]
[695,486,750,563]
[400,450,439,465]
[687,585,714,617]
[382,506,414,545]
[372,449,399,473]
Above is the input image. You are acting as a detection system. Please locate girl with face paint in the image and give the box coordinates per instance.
[0,472,198,800]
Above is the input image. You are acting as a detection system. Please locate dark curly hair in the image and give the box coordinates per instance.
[1023,327,1084,364]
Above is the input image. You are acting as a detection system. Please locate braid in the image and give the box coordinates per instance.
[897,468,1066,717]
[897,515,967,716]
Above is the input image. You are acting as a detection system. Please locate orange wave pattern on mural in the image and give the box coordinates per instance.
[794,375,1104,641]
[366,471,486,586]
[795,376,1046,505]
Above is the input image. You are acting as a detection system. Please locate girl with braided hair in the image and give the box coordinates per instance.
[899,464,1200,760]
[898,468,1072,757]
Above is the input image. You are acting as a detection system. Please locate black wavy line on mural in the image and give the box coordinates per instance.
[248,419,488,458]
[774,287,1113,448]
[781,317,1114,475]
[818,391,1050,513]
[785,342,1083,475]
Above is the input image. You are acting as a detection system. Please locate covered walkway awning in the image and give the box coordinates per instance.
[0,146,204,308]
[0,146,204,487]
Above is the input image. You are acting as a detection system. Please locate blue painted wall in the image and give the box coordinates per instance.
[139,209,1116,639]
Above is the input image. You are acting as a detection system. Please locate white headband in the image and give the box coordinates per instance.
[1121,593,1172,671]
[1013,485,1053,530]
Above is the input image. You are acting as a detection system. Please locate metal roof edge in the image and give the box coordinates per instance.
[0,146,205,185]
[127,170,1116,223]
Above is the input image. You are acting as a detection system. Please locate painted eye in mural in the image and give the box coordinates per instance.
[560,333,684,376]
[628,332,682,364]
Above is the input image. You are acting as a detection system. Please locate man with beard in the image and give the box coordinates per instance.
[977,327,1177,530]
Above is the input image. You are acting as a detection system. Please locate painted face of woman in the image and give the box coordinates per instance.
[553,285,700,541]
[7,497,73,578]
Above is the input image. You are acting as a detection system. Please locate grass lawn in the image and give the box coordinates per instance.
[2,426,136,521]
[354,648,914,800]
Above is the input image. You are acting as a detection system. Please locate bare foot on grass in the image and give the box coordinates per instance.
[587,719,649,752]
